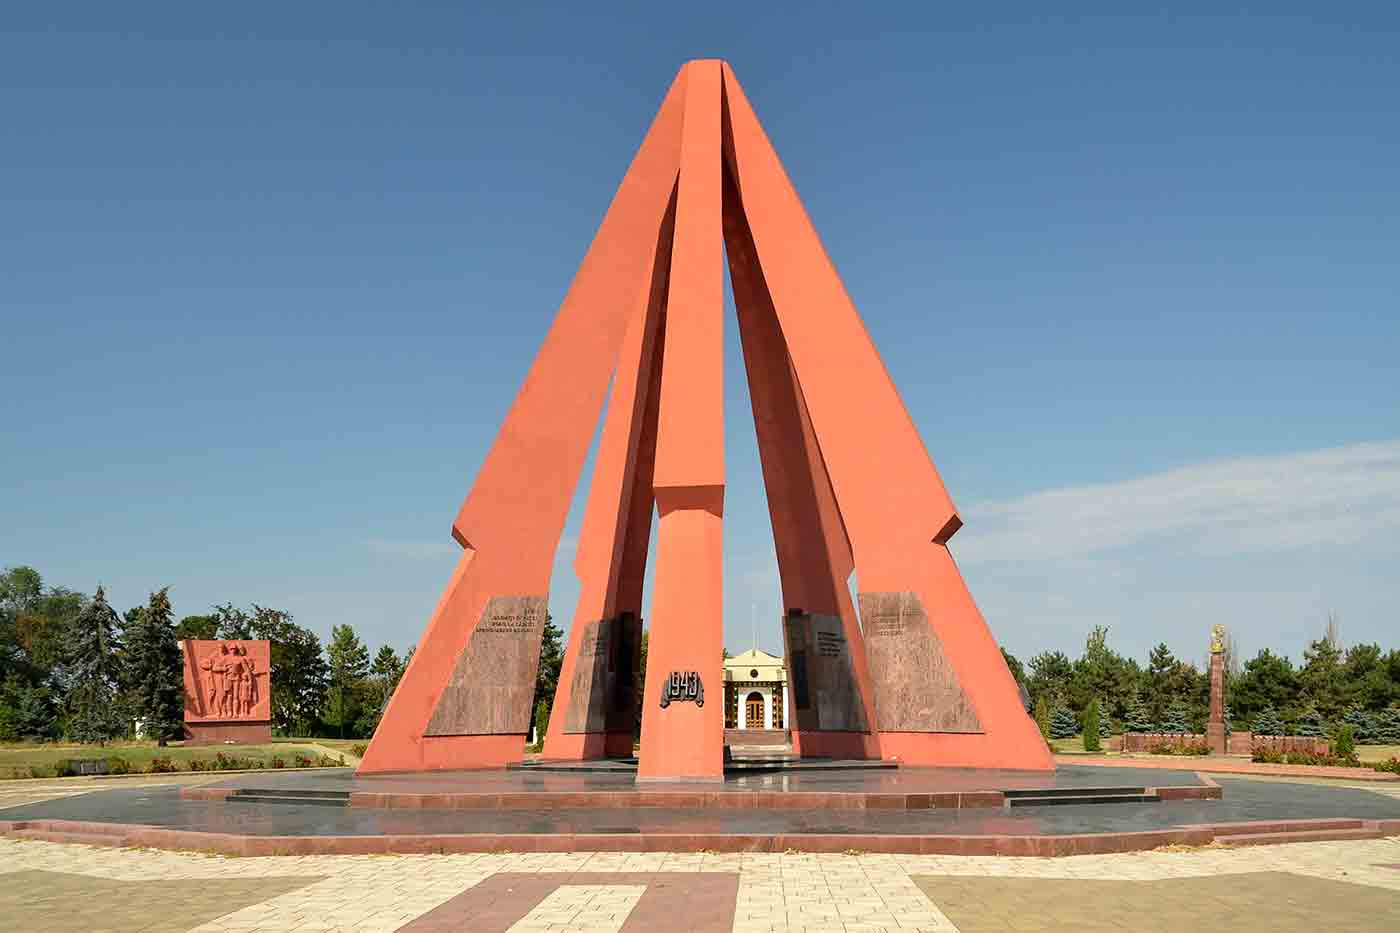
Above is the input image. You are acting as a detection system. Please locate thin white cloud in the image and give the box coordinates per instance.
[364,537,459,561]
[954,439,1400,562]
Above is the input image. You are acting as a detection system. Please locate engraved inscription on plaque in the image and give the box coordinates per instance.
[424,594,548,736]
[659,671,704,708]
[858,591,981,733]
[781,612,869,732]
[789,649,811,710]
[608,612,641,728]
[563,613,642,734]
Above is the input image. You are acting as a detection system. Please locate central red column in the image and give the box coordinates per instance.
[637,60,726,781]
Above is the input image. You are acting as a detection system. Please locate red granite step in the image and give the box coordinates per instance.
[1205,818,1364,836]
[1222,827,1384,846]
[13,828,129,847]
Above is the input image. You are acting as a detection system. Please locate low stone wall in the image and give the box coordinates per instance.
[1248,734,1331,756]
[1121,731,1331,756]
[1121,732,1207,753]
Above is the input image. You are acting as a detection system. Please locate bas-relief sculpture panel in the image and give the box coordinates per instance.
[182,640,272,723]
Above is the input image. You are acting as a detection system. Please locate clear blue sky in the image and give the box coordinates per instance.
[3,4,1397,669]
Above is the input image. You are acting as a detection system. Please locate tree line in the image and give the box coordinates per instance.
[1004,624,1400,741]
[0,565,438,744]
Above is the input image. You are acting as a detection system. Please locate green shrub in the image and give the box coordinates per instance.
[271,756,286,769]
[1372,757,1400,775]
[105,756,132,775]
[1033,696,1051,739]
[1333,724,1356,760]
[1083,699,1102,752]
[350,743,368,758]
[294,754,314,769]
[147,756,177,773]
[52,758,75,777]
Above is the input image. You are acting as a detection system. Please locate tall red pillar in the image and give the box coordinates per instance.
[637,60,727,781]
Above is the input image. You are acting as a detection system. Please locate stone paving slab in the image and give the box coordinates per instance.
[3,834,1400,931]
[912,870,1400,932]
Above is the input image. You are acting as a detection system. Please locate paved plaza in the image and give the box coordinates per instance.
[2,831,1398,931]
[4,771,1399,929]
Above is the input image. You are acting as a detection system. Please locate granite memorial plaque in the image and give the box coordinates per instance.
[858,591,981,733]
[562,612,643,733]
[424,594,548,736]
[607,612,642,731]
[781,611,869,733]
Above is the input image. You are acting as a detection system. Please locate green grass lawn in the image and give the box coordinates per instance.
[0,741,341,778]
[282,737,364,755]
[1358,743,1400,763]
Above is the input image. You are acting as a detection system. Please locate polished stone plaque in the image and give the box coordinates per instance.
[858,591,981,733]
[781,611,868,732]
[562,612,642,734]
[424,594,548,736]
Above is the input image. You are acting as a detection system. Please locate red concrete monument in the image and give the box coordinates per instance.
[182,639,272,744]
[358,60,1053,778]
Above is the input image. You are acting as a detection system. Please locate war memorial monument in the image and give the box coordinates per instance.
[4,63,1397,871]
[360,59,1050,780]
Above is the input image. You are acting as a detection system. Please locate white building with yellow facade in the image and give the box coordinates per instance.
[722,648,789,732]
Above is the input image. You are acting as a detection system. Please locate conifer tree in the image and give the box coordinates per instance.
[1033,695,1051,739]
[1341,707,1375,742]
[1375,708,1400,744]
[1082,697,1102,751]
[124,587,184,745]
[1294,705,1325,737]
[65,586,126,742]
[1161,701,1189,734]
[1253,704,1284,736]
[1124,692,1153,733]
[1050,705,1078,739]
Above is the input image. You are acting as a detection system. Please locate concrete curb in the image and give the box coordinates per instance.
[3,816,1396,857]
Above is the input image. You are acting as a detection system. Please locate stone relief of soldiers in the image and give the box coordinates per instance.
[197,642,260,718]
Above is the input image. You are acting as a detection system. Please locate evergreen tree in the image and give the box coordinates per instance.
[247,606,327,736]
[1293,705,1325,737]
[64,586,125,742]
[1253,705,1284,736]
[1230,649,1299,726]
[1124,692,1153,733]
[0,674,57,740]
[1033,695,1051,739]
[1082,697,1102,751]
[1299,636,1347,720]
[358,645,404,736]
[1161,701,1189,734]
[326,624,370,738]
[1375,708,1400,744]
[124,588,184,745]
[531,615,564,731]
[1050,706,1078,739]
[1000,646,1025,685]
[1099,710,1112,738]
[1340,707,1375,742]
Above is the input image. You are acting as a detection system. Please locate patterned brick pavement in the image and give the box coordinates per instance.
[2,833,1398,931]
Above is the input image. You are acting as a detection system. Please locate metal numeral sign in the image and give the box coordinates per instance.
[659,671,704,708]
